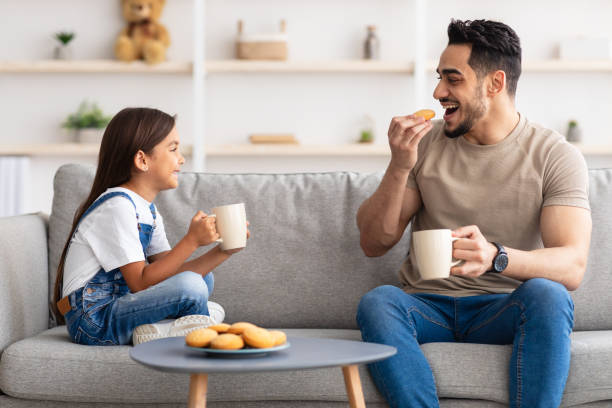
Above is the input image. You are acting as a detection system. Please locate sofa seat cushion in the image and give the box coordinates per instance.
[0,327,383,404]
[425,330,612,406]
[1,327,611,406]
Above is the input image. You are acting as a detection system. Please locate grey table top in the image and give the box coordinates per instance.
[130,336,397,374]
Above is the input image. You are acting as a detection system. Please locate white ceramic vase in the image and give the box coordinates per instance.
[54,44,73,60]
[566,125,583,143]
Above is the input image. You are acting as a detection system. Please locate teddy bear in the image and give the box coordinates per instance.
[114,0,170,65]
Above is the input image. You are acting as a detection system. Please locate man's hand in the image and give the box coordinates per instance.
[387,114,433,172]
[450,225,498,277]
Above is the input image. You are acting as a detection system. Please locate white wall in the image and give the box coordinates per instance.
[422,0,612,139]
[1,0,612,214]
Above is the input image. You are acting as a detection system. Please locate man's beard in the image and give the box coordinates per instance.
[444,89,486,139]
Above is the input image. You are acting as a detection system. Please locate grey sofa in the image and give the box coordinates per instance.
[1,163,611,407]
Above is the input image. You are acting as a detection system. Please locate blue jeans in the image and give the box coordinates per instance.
[356,278,574,408]
[66,271,214,345]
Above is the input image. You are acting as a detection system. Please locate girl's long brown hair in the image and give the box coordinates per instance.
[52,107,175,324]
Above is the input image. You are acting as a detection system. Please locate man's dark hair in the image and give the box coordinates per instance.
[447,19,522,96]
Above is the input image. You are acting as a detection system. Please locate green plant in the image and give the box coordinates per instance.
[62,101,112,130]
[359,129,374,143]
[54,31,75,45]
[568,120,578,128]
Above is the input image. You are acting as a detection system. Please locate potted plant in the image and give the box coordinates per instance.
[357,114,375,143]
[54,31,75,60]
[566,119,583,143]
[359,129,374,143]
[62,101,112,144]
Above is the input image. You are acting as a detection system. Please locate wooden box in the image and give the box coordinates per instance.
[236,20,288,60]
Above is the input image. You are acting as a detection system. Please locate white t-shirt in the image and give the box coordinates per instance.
[62,187,171,297]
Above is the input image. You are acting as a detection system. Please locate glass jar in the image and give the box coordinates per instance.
[364,25,379,60]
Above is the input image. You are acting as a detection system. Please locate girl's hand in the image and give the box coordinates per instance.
[187,211,220,247]
[222,221,251,255]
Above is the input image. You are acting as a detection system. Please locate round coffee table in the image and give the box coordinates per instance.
[130,335,396,408]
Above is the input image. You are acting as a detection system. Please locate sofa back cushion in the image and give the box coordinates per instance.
[49,164,407,329]
[49,164,612,330]
[572,168,612,330]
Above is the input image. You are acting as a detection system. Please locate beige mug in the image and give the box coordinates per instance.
[209,203,247,251]
[412,229,461,280]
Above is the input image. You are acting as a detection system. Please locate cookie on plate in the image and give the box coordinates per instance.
[227,322,258,335]
[242,327,275,349]
[208,323,231,333]
[185,328,218,348]
[210,333,245,350]
[269,330,287,346]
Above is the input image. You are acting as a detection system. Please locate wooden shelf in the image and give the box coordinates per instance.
[206,143,391,156]
[570,143,612,155]
[0,143,102,156]
[0,59,414,74]
[0,143,390,157]
[2,142,611,157]
[5,59,612,75]
[523,60,612,72]
[0,60,191,74]
[205,60,414,74]
[427,59,612,73]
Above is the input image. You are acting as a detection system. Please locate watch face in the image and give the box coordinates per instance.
[494,254,509,272]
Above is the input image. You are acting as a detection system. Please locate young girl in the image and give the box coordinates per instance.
[52,107,246,346]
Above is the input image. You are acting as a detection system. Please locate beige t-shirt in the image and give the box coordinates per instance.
[401,114,590,296]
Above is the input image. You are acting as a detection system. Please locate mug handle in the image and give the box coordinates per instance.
[450,236,462,267]
[206,213,223,244]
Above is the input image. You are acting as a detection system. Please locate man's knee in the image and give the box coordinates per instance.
[518,278,571,304]
[357,285,410,327]
[516,278,574,327]
[358,284,401,312]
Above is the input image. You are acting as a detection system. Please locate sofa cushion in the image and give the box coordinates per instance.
[424,330,612,406]
[49,165,408,329]
[0,213,49,351]
[0,398,391,408]
[0,327,382,404]
[154,171,411,328]
[571,168,612,330]
[1,327,611,406]
[49,165,612,330]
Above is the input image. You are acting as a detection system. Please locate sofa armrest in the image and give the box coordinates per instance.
[0,213,49,353]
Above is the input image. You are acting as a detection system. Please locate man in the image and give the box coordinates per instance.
[356,19,591,408]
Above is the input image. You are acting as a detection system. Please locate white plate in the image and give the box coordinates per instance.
[186,341,290,357]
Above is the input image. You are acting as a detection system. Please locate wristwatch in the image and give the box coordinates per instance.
[488,242,508,273]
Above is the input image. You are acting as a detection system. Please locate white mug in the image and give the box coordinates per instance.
[210,203,247,251]
[412,229,461,280]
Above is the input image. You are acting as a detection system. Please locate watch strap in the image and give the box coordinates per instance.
[492,242,506,255]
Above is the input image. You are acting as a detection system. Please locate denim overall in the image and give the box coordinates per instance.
[64,191,156,345]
